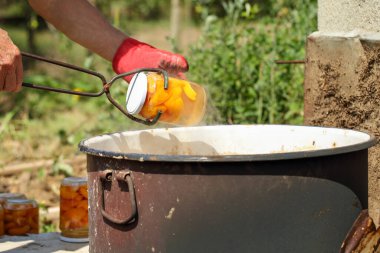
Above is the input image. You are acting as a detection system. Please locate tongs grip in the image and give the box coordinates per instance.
[21,52,106,97]
[20,52,169,125]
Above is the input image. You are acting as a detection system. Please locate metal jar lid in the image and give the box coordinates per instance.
[0,193,26,200]
[0,193,26,205]
[6,198,34,204]
[5,198,37,209]
[62,177,87,186]
[125,72,148,115]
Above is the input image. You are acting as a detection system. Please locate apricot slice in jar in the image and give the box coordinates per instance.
[149,89,170,106]
[165,97,184,113]
[74,194,83,201]
[5,222,17,230]
[15,216,27,226]
[77,199,88,210]
[64,208,87,223]
[61,186,79,199]
[60,199,76,211]
[141,105,167,119]
[4,214,14,222]
[8,225,30,235]
[11,209,27,217]
[183,82,197,101]
[78,186,88,199]
[163,97,184,121]
[147,73,163,92]
[170,86,182,98]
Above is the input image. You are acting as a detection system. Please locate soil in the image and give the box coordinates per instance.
[305,37,380,225]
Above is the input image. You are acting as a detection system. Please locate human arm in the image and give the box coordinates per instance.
[28,0,188,79]
[0,28,22,92]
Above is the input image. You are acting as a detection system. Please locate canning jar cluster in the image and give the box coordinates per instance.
[0,178,89,240]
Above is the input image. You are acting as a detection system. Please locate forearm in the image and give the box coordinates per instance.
[28,0,126,61]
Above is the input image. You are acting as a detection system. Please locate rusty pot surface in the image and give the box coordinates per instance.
[79,125,375,253]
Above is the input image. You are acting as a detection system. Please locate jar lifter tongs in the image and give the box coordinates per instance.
[21,52,169,125]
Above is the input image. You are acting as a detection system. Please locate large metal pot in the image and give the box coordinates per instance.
[79,125,375,253]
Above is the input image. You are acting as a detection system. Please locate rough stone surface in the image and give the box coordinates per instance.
[0,233,89,252]
[318,0,380,33]
[304,31,380,226]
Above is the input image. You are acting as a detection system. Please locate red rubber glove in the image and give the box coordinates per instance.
[112,37,189,82]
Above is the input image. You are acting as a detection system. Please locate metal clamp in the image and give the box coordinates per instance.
[21,52,168,125]
[99,169,137,225]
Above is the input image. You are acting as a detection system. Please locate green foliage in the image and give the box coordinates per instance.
[41,222,57,233]
[52,157,73,177]
[0,110,17,139]
[188,0,317,124]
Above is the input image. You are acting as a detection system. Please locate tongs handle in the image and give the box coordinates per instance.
[20,51,168,126]
[21,51,106,97]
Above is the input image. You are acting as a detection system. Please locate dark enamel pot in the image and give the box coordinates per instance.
[79,125,375,253]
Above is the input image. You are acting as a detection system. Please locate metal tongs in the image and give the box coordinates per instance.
[21,52,169,125]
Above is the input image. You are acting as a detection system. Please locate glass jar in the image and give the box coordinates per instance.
[126,72,207,125]
[0,193,26,206]
[60,177,88,240]
[0,205,4,237]
[4,199,39,235]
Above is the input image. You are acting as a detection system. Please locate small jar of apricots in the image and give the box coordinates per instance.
[60,177,88,242]
[4,199,39,235]
[126,72,207,125]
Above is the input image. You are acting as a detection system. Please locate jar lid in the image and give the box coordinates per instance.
[7,198,34,204]
[62,177,87,185]
[0,192,26,200]
[126,72,148,115]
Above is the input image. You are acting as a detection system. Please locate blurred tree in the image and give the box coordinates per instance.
[184,0,192,22]
[170,0,181,48]
[92,0,172,21]
[25,5,38,53]
[0,0,46,53]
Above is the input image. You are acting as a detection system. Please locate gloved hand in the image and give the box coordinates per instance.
[112,37,188,82]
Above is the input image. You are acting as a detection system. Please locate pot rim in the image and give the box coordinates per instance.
[78,124,376,162]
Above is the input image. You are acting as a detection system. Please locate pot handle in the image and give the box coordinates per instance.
[99,170,137,225]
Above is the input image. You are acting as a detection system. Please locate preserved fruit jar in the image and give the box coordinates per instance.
[126,72,207,125]
[4,199,39,235]
[0,193,26,206]
[60,177,88,241]
[0,205,4,237]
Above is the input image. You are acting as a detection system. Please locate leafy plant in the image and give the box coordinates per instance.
[188,0,317,124]
[41,221,57,233]
[52,156,73,177]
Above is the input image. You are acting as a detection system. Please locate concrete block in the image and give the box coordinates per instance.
[318,0,380,33]
[304,31,380,226]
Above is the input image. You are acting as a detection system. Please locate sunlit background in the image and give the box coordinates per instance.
[0,0,316,232]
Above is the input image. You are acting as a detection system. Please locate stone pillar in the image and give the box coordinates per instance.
[305,0,380,226]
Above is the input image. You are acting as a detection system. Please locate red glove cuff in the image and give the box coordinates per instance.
[112,37,188,81]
